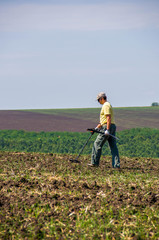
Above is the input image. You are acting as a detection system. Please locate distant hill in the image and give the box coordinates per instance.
[0,106,158,132]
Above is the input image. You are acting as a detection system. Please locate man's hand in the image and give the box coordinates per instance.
[96,123,102,129]
[104,130,110,136]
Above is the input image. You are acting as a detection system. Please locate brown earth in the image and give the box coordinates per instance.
[0,110,96,132]
[0,152,159,239]
[0,109,159,132]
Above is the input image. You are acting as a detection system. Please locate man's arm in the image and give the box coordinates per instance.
[106,114,111,130]
[95,114,111,130]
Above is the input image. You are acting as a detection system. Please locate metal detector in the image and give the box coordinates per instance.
[69,132,94,163]
[87,128,119,140]
[69,128,119,163]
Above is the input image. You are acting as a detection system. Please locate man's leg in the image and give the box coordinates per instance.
[91,133,107,166]
[108,125,120,168]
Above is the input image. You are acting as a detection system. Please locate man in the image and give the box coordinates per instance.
[88,92,120,168]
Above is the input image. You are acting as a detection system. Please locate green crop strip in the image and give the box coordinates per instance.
[0,128,158,158]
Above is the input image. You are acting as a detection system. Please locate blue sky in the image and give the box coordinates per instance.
[0,0,159,109]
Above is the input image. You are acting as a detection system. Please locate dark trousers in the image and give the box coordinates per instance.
[91,124,120,168]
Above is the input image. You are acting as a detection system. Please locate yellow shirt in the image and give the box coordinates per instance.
[100,102,115,125]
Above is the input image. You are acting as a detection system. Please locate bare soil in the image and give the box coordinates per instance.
[0,109,158,132]
[0,110,95,132]
[0,152,159,239]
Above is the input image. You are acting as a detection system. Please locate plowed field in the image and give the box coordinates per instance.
[0,107,159,132]
[0,152,159,239]
[0,110,96,132]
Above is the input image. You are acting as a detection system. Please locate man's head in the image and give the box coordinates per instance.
[96,92,107,103]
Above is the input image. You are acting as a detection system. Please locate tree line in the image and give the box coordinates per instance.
[0,128,158,158]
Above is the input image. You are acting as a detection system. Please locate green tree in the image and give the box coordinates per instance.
[151,102,159,106]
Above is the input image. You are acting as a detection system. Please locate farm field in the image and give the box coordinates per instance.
[0,151,159,239]
[0,106,158,132]
[0,106,159,239]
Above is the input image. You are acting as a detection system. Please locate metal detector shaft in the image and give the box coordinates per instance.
[69,132,93,163]
[76,133,93,160]
[107,133,119,140]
